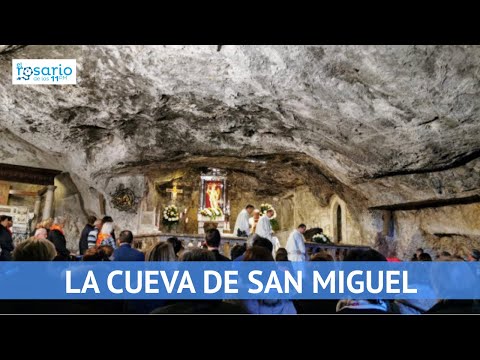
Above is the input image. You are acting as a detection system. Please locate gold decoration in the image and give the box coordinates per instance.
[111,185,138,213]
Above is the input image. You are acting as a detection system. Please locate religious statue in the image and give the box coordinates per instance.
[206,182,221,209]
[198,169,227,235]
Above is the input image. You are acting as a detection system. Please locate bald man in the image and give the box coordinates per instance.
[34,228,48,240]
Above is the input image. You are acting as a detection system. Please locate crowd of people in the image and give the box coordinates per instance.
[1,209,480,314]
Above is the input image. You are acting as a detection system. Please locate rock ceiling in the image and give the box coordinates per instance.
[1,45,479,208]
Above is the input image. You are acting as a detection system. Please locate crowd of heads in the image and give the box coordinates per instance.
[407,247,479,262]
[4,215,479,264]
[2,214,480,314]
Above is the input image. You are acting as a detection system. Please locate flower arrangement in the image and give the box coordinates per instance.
[200,207,223,220]
[312,233,331,244]
[260,203,277,218]
[260,203,280,231]
[163,205,179,227]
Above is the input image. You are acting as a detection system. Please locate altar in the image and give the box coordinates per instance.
[134,232,247,258]
[197,214,228,235]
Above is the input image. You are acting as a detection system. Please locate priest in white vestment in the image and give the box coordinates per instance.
[286,224,307,261]
[233,205,254,237]
[255,209,281,256]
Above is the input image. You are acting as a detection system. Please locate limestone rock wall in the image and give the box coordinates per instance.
[52,173,147,253]
[53,174,88,252]
[394,203,480,259]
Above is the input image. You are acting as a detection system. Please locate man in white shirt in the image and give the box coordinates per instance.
[286,224,307,261]
[234,204,254,237]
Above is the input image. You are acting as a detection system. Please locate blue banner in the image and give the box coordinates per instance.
[0,261,479,300]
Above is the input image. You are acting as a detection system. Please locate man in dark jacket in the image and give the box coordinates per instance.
[79,215,96,255]
[0,215,14,261]
[48,216,70,260]
[205,228,230,261]
[112,230,144,261]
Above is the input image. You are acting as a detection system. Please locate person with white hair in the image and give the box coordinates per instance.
[249,209,261,234]
[96,221,116,249]
[34,228,48,240]
[47,216,70,260]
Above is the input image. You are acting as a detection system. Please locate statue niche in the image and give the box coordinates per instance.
[205,181,222,209]
[198,169,230,235]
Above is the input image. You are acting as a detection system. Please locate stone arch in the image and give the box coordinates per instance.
[330,195,347,243]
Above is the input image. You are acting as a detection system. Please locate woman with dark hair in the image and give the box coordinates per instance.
[166,237,184,259]
[124,242,175,314]
[146,242,176,262]
[336,249,390,314]
[241,246,297,314]
[294,250,338,314]
[275,247,289,262]
[82,247,111,261]
[230,243,246,261]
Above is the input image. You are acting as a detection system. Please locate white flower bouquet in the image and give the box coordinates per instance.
[163,205,180,226]
[260,203,277,219]
[200,207,223,220]
[260,203,280,230]
[312,233,331,244]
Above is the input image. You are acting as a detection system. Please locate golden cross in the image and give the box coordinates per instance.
[166,183,183,201]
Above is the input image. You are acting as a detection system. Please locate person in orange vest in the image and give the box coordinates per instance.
[48,216,70,260]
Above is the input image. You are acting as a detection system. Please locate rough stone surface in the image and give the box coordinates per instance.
[1,45,480,253]
[394,203,480,259]
[54,173,88,250]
